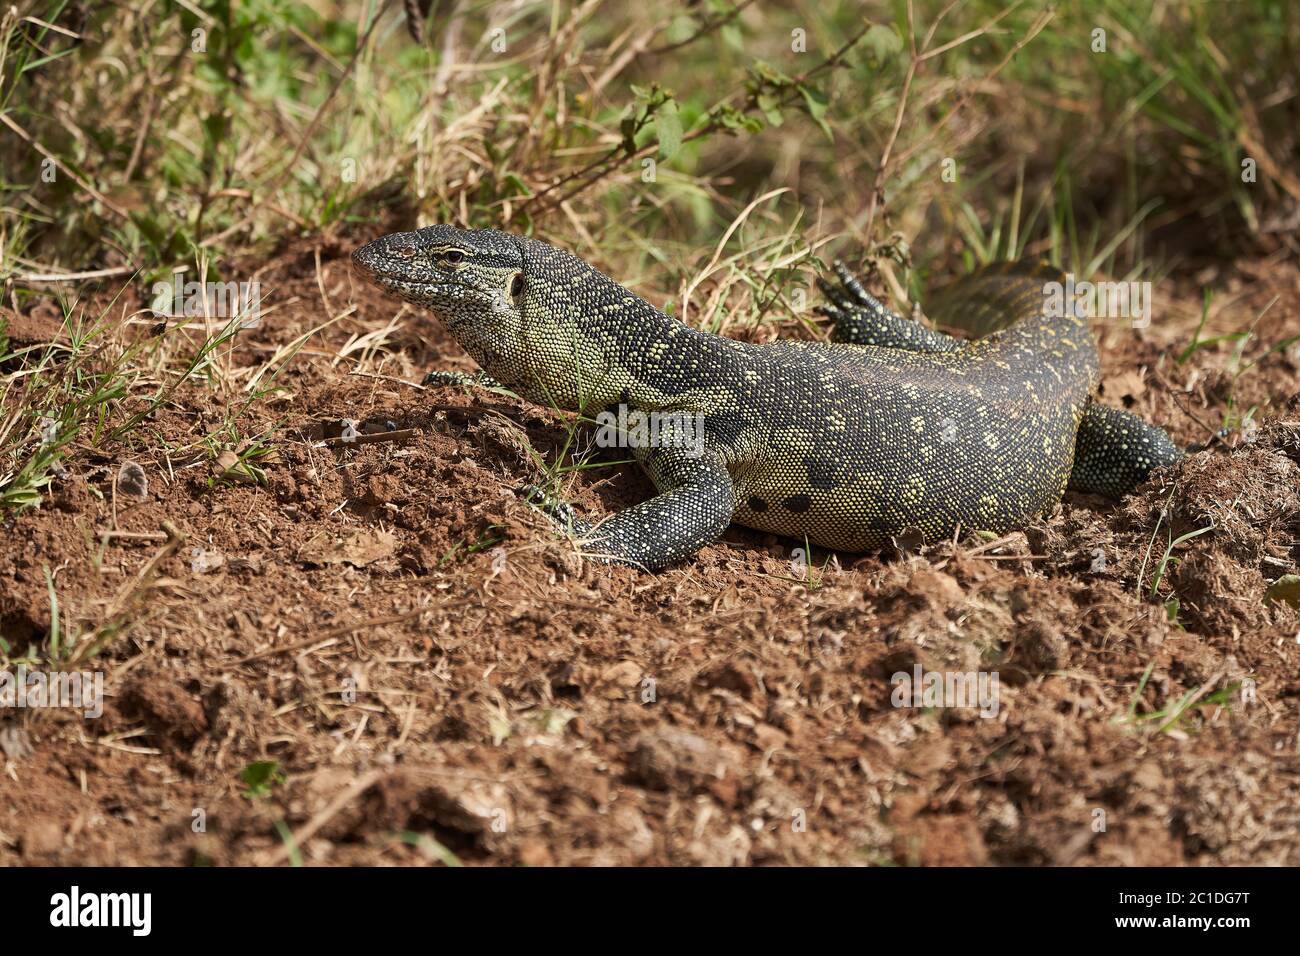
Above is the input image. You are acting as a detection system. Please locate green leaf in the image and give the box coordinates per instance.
[864,23,903,61]
[799,84,833,140]
[711,104,763,133]
[620,115,640,153]
[751,61,792,87]
[753,93,780,127]
[663,14,699,46]
[240,760,285,798]
[656,99,683,162]
[501,173,533,198]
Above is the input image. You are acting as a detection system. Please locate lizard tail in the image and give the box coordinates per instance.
[928,260,1190,490]
[923,260,1067,338]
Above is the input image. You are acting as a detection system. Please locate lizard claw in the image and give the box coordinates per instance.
[517,483,588,536]
[817,263,892,324]
[422,369,506,390]
[424,369,477,387]
[832,260,891,315]
[517,484,635,566]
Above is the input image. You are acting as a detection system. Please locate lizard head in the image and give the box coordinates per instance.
[353,224,539,391]
[355,226,667,411]
[352,225,526,326]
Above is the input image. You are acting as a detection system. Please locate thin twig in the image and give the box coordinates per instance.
[12,266,137,282]
[95,529,169,542]
[863,1,1045,241]
[0,113,131,219]
[262,0,394,192]
[319,427,420,448]
[221,637,340,671]
[522,20,871,219]
[257,770,384,867]
[647,0,758,56]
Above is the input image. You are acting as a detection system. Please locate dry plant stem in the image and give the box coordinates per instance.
[262,0,395,194]
[520,20,873,220]
[0,113,131,219]
[13,266,137,282]
[257,770,384,867]
[862,0,1035,242]
[320,428,420,448]
[221,637,340,671]
[96,529,169,542]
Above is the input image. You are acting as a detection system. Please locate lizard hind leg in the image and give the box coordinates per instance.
[816,262,964,353]
[1069,400,1183,498]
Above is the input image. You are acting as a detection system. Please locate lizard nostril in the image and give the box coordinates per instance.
[395,245,417,258]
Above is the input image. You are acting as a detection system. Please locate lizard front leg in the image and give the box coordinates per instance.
[523,447,736,571]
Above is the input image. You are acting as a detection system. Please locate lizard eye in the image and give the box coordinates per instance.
[509,273,524,299]
[442,250,465,265]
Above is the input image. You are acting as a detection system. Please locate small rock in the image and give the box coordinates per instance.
[116,460,149,499]
[191,547,225,574]
[22,819,64,858]
[627,728,740,793]
[518,838,554,867]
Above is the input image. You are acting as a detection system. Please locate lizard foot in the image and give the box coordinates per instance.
[817,261,963,353]
[422,369,504,389]
[517,483,591,537]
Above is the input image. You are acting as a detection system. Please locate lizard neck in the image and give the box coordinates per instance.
[516,238,740,414]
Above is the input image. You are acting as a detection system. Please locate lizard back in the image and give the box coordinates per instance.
[716,262,1100,549]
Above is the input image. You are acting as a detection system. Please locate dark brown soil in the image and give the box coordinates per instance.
[3,240,1299,866]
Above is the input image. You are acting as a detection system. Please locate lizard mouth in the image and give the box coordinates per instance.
[359,272,490,309]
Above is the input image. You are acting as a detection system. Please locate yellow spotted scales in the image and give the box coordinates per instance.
[354,227,1182,570]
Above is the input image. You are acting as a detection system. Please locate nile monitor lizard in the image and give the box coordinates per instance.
[352,226,1182,570]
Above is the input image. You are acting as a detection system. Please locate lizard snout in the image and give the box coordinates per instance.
[351,240,380,277]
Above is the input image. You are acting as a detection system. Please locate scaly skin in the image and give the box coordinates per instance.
[353,226,1182,570]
